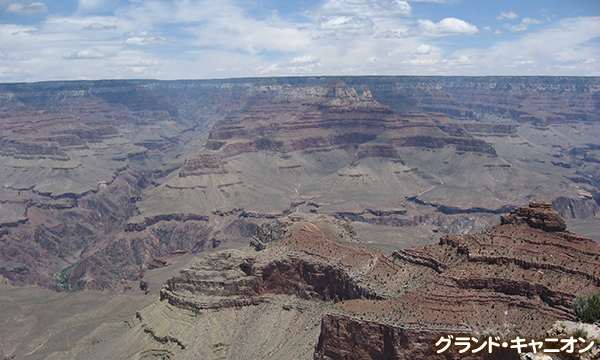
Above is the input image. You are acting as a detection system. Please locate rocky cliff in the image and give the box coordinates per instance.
[324,202,600,359]
[1,77,599,291]
[56,203,600,360]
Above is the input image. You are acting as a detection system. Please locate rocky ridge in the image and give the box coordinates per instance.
[501,201,567,231]
[59,203,600,360]
[328,202,600,359]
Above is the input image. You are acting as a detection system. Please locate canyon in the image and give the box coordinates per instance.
[0,76,599,359]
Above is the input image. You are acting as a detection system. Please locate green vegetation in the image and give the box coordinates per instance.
[572,292,600,323]
[573,327,588,339]
[55,263,76,292]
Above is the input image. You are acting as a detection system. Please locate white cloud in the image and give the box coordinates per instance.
[290,54,320,64]
[124,35,165,46]
[511,59,536,66]
[448,16,600,75]
[309,0,411,36]
[497,11,518,20]
[503,23,527,32]
[414,44,431,54]
[541,10,554,23]
[257,54,322,75]
[416,18,478,36]
[117,56,160,66]
[82,23,118,31]
[65,48,115,59]
[408,58,438,65]
[309,0,412,18]
[183,9,311,54]
[375,29,402,38]
[317,16,375,34]
[522,18,543,26]
[504,17,543,32]
[0,0,598,82]
[6,2,48,15]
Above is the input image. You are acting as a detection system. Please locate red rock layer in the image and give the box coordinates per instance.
[331,202,600,357]
[156,205,600,359]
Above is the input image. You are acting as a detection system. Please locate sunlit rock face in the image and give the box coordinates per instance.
[501,201,567,232]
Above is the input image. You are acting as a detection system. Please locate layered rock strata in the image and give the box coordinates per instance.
[501,201,567,231]
[1,77,599,291]
[159,214,387,313]
[326,202,600,359]
[96,204,600,360]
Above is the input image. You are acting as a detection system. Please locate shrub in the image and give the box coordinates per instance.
[573,328,588,339]
[572,292,600,323]
[55,263,76,292]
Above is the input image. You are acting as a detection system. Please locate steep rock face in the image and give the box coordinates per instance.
[160,214,384,312]
[328,202,600,359]
[70,217,214,291]
[178,154,227,177]
[206,81,489,157]
[133,79,597,282]
[0,82,199,288]
[0,79,268,289]
[500,201,567,231]
[250,213,360,251]
[314,314,517,360]
[551,196,600,219]
[0,168,143,288]
[155,204,600,359]
[350,76,600,124]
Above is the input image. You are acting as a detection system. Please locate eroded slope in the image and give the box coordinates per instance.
[52,204,600,360]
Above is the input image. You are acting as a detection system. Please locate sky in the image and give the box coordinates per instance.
[0,0,599,82]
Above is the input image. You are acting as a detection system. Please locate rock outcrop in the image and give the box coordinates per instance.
[324,202,600,359]
[178,154,228,177]
[160,214,382,312]
[96,204,598,360]
[314,314,479,360]
[501,201,567,232]
[313,314,522,360]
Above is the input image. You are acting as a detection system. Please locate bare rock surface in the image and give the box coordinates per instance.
[1,76,599,293]
[44,204,600,359]
[327,202,600,359]
[501,201,567,232]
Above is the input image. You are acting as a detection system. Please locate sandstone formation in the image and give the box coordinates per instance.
[501,201,567,232]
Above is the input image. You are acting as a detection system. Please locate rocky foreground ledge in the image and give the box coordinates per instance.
[62,204,600,359]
